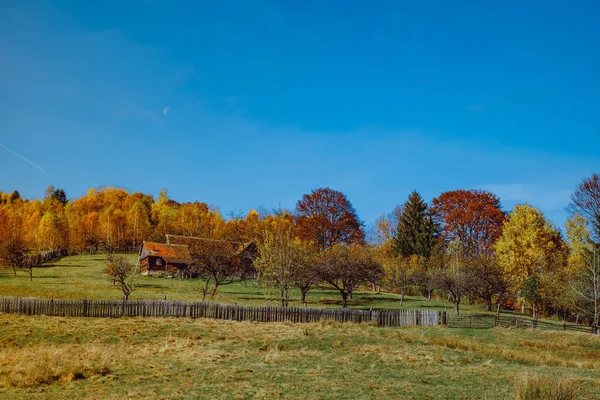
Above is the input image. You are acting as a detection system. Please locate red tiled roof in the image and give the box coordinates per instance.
[141,241,191,264]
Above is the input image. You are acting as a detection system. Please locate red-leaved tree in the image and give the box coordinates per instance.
[295,188,364,251]
[431,190,505,258]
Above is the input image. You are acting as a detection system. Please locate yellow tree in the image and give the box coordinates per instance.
[495,204,569,316]
[566,214,593,272]
[381,254,421,307]
[151,189,179,240]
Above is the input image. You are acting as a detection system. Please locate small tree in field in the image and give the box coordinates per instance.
[382,255,420,307]
[105,255,137,300]
[0,237,27,277]
[188,239,253,301]
[255,228,317,307]
[437,240,470,316]
[23,254,41,282]
[318,244,382,308]
[254,229,297,307]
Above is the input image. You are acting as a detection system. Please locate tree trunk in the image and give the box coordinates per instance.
[485,298,492,312]
[341,292,348,309]
[454,295,461,316]
[427,289,432,301]
[399,287,407,308]
[300,289,308,303]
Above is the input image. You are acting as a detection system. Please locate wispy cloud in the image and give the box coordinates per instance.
[0,143,45,172]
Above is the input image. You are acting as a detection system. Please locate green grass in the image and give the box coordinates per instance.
[0,254,486,313]
[0,315,599,399]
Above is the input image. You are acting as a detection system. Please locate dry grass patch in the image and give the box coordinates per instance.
[514,374,577,400]
[0,345,112,388]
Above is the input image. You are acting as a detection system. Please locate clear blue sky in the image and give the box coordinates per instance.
[1,0,598,229]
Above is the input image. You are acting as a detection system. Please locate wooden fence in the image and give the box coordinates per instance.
[447,313,598,334]
[0,297,443,328]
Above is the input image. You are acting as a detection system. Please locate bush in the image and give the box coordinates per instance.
[514,374,577,400]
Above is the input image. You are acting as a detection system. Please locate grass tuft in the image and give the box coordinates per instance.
[514,374,577,400]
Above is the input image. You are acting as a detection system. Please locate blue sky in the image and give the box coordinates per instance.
[1,0,599,230]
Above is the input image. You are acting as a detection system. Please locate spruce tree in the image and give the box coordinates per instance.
[393,191,437,257]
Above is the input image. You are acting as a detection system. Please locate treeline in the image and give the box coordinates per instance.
[0,174,599,326]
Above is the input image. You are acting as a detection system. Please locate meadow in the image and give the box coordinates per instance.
[2,254,598,399]
[0,254,485,313]
[0,314,599,399]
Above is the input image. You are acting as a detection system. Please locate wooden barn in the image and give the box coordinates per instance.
[165,234,258,260]
[165,234,258,277]
[139,241,191,276]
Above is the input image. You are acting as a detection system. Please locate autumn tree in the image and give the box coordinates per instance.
[254,226,314,306]
[431,190,504,258]
[318,244,382,308]
[468,255,506,311]
[495,204,569,316]
[295,188,364,251]
[105,255,137,300]
[437,240,470,316]
[151,189,179,240]
[382,255,420,307]
[0,236,27,276]
[393,191,438,258]
[290,245,319,304]
[569,173,600,239]
[188,239,253,300]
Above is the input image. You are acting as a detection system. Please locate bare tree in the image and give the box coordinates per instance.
[188,239,252,300]
[570,246,600,332]
[23,254,41,282]
[569,173,600,239]
[105,255,137,300]
[468,255,507,311]
[318,244,383,308]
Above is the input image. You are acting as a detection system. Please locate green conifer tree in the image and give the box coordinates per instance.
[393,191,437,257]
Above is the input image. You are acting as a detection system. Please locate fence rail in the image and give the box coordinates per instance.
[447,313,598,334]
[0,297,442,328]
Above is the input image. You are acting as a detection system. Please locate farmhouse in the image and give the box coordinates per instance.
[165,234,258,259]
[166,234,258,277]
[139,241,191,275]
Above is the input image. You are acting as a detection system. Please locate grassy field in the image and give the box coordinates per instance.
[0,254,485,313]
[0,314,599,399]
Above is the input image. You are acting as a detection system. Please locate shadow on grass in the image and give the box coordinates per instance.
[37,264,90,269]
[135,283,169,290]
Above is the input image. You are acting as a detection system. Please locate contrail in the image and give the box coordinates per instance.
[0,143,46,172]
